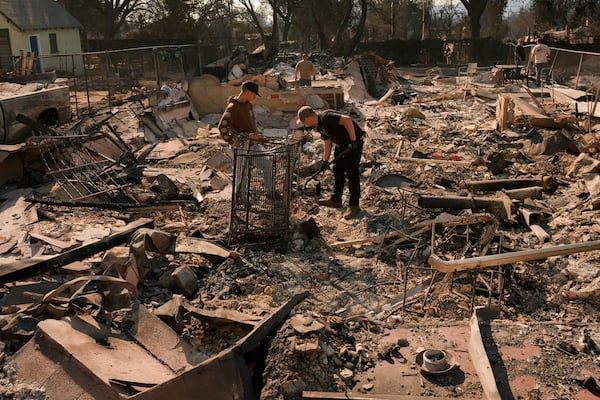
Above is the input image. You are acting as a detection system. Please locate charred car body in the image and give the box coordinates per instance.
[0,83,71,144]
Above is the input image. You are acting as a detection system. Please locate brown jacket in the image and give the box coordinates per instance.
[218,96,257,146]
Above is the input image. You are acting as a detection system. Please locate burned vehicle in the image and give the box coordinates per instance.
[0,82,71,144]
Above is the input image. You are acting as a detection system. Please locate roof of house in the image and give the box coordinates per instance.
[0,0,82,30]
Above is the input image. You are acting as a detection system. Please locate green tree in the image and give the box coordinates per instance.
[533,0,600,31]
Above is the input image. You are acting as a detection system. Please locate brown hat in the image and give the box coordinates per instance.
[296,106,315,124]
[241,81,261,97]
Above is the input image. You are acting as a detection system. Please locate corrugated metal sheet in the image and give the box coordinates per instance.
[0,0,81,30]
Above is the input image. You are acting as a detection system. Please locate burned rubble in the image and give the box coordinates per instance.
[0,51,599,400]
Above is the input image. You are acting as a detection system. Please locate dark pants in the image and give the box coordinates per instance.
[299,78,312,87]
[331,141,363,206]
[535,62,549,85]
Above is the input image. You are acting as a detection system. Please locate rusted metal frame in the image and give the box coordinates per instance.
[40,142,91,199]
[46,159,112,175]
[463,177,557,193]
[421,270,439,316]
[418,195,510,220]
[41,129,130,202]
[69,183,134,202]
[431,213,499,311]
[75,138,130,195]
[401,238,422,314]
[27,197,190,210]
[429,239,600,272]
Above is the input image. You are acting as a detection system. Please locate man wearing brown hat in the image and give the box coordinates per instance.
[218,81,272,195]
[297,106,364,219]
[218,81,264,147]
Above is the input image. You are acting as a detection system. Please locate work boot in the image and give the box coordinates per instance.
[344,206,361,220]
[318,198,342,208]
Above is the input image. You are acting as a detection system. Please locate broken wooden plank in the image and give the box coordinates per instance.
[0,218,153,284]
[496,94,514,132]
[29,232,76,251]
[428,239,600,272]
[171,236,231,264]
[183,304,262,327]
[529,224,550,242]
[469,307,503,400]
[0,240,16,255]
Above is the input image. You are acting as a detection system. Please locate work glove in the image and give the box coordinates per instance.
[319,160,330,172]
[248,132,267,144]
[348,141,359,152]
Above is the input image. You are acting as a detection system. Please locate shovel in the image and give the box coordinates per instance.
[301,146,353,190]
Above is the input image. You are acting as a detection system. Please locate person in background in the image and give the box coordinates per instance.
[530,38,551,85]
[514,38,526,67]
[158,84,174,106]
[294,53,316,87]
[296,106,365,219]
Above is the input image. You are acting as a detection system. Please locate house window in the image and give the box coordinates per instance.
[49,33,58,53]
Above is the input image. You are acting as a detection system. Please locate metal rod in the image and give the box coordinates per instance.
[429,239,600,272]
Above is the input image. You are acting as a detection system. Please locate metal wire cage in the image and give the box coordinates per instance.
[228,140,299,243]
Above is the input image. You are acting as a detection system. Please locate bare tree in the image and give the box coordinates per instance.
[60,0,145,39]
[434,0,464,39]
[238,0,271,51]
[268,0,301,42]
[303,0,368,56]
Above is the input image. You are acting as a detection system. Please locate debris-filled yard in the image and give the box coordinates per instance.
[1,53,600,400]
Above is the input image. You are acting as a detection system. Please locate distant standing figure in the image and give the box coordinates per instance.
[158,84,174,106]
[514,38,526,66]
[530,38,551,85]
[295,53,316,87]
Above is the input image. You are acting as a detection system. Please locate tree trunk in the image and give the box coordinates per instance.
[344,0,368,57]
[310,0,328,50]
[469,14,481,38]
[329,0,353,54]
[459,0,488,38]
[269,4,280,57]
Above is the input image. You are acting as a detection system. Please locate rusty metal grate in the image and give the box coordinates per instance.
[22,113,137,205]
[228,140,299,243]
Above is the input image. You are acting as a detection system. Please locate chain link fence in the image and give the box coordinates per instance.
[37,44,225,115]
